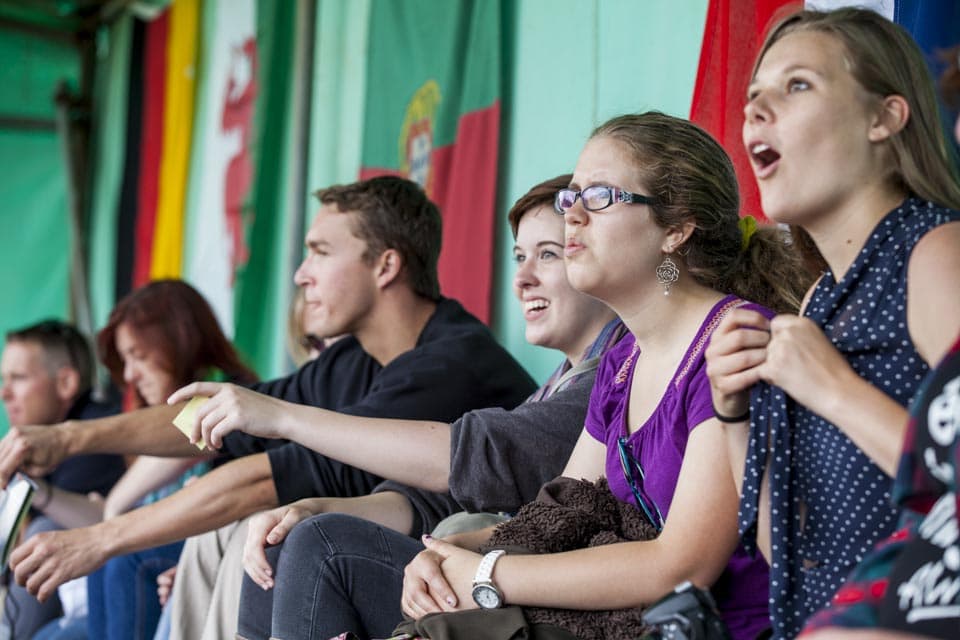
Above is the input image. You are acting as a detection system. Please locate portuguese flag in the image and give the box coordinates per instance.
[359,0,501,323]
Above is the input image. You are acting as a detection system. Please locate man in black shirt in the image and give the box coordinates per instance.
[0,177,534,606]
[0,320,126,639]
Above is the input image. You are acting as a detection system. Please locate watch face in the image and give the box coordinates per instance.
[472,584,501,609]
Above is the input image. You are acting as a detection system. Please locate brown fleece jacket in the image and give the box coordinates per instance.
[481,477,658,640]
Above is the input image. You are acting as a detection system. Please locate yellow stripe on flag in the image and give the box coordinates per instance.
[151,0,200,279]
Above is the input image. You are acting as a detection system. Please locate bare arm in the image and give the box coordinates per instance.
[498,418,738,609]
[103,455,214,519]
[268,408,452,493]
[907,222,960,370]
[27,455,213,529]
[10,452,277,601]
[765,223,960,476]
[29,478,104,529]
[412,418,741,613]
[169,382,453,492]
[0,402,199,487]
[559,428,607,482]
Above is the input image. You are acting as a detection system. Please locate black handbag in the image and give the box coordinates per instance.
[640,582,733,640]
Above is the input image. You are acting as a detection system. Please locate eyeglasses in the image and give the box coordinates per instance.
[617,436,664,532]
[554,185,656,214]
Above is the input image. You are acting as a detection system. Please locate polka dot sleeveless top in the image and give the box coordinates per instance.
[739,199,960,638]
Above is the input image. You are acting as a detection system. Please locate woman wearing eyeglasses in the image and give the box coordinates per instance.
[395,111,812,640]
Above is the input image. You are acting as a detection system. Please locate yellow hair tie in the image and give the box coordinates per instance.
[739,215,758,252]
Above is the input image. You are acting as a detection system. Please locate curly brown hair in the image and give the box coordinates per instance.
[592,112,814,314]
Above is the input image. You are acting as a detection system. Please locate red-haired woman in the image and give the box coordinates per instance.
[33,280,256,640]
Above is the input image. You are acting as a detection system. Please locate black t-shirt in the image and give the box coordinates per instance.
[47,391,127,497]
[218,336,381,459]
[266,299,538,507]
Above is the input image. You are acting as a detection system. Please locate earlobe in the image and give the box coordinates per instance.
[868,95,910,142]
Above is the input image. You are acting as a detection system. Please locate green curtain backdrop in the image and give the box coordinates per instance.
[0,0,716,443]
[0,25,82,435]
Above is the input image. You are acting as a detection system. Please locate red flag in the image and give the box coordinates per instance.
[690,0,799,220]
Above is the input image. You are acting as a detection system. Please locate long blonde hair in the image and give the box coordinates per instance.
[755,8,960,210]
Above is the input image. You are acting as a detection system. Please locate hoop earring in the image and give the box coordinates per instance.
[656,254,680,295]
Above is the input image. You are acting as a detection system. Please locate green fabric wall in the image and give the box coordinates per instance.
[0,26,82,434]
[304,0,709,383]
[0,0,711,439]
[493,0,708,382]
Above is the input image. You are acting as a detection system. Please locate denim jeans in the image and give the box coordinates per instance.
[237,514,422,640]
[86,541,184,640]
[31,615,87,640]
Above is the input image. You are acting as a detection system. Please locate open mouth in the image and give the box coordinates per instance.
[749,142,781,173]
[524,299,549,314]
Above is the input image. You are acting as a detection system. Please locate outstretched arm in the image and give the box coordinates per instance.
[403,418,741,616]
[103,455,214,519]
[26,455,213,531]
[170,382,452,492]
[9,452,277,601]
[0,402,199,487]
[28,479,105,529]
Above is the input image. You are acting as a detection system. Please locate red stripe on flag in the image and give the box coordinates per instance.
[134,11,169,288]
[690,0,797,221]
[433,102,499,323]
[360,102,500,324]
[357,167,400,180]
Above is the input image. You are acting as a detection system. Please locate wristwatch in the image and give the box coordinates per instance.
[471,549,506,609]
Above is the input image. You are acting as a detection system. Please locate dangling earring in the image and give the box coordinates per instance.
[656,253,680,295]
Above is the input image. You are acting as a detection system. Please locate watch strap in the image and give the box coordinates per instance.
[473,549,506,585]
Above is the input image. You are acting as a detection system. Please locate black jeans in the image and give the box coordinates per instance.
[237,514,422,640]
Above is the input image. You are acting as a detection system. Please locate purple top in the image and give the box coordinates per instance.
[585,295,771,640]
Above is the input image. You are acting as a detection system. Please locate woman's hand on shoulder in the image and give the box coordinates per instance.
[705,309,771,419]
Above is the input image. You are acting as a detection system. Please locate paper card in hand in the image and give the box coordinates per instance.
[172,396,210,450]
